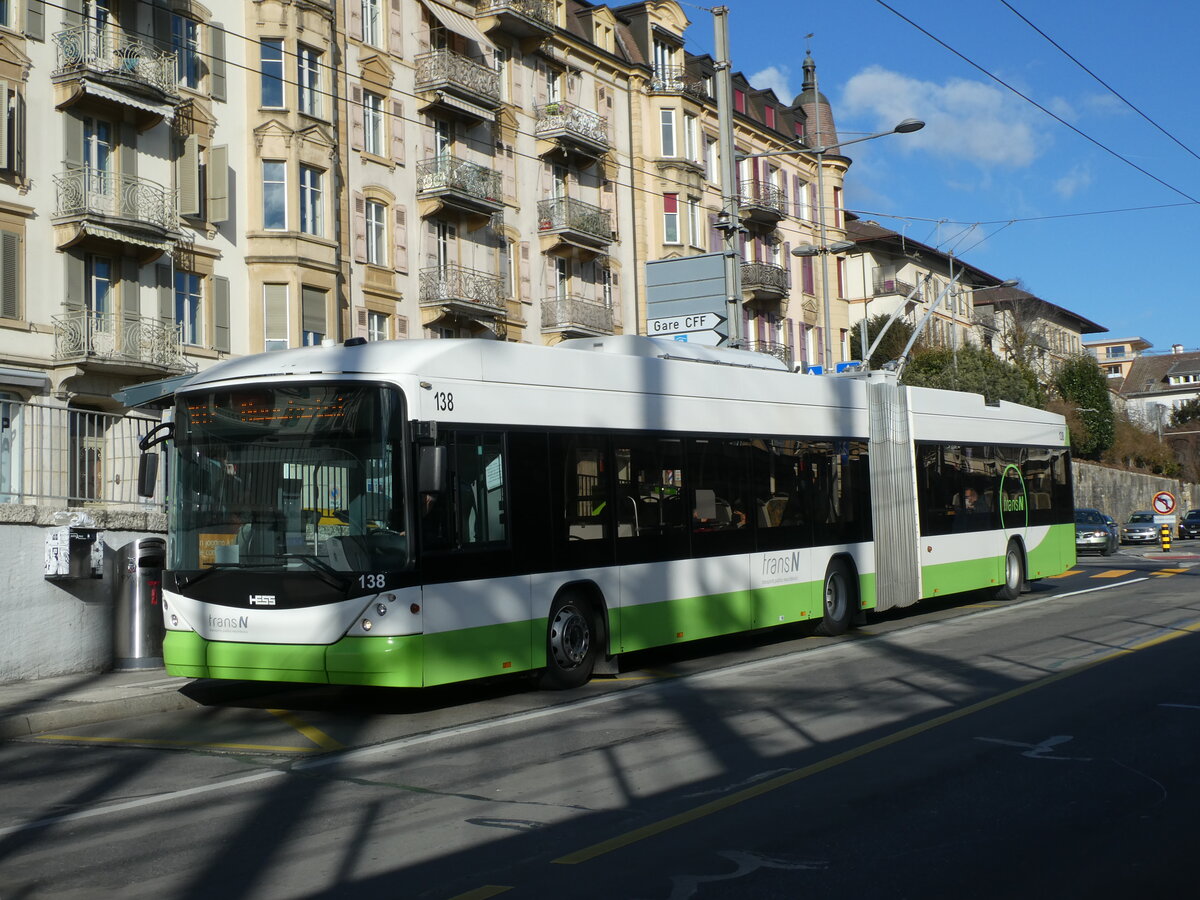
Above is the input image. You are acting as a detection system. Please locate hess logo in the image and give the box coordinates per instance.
[248,594,277,606]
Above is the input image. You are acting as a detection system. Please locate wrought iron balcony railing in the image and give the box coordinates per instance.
[541,295,614,334]
[419,264,505,313]
[535,101,609,150]
[416,155,503,205]
[53,25,179,97]
[872,276,918,298]
[741,261,789,294]
[537,197,612,243]
[743,340,793,369]
[415,49,501,106]
[53,311,194,372]
[739,180,785,217]
[649,66,707,100]
[53,167,178,232]
[476,0,554,28]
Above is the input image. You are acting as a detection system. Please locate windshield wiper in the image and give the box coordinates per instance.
[280,553,353,592]
[178,561,261,589]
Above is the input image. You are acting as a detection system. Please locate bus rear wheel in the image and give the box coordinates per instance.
[815,560,856,636]
[540,596,598,690]
[996,541,1025,601]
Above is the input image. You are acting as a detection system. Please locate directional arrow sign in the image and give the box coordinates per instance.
[668,329,727,347]
[647,312,727,338]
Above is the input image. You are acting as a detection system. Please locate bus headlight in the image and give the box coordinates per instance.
[376,603,388,616]
[361,618,373,631]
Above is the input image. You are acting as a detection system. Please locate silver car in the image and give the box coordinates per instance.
[1120,511,1160,544]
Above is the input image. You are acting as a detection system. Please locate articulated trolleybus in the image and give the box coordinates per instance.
[141,335,1074,689]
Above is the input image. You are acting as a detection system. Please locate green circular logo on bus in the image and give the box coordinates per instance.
[999,463,1028,535]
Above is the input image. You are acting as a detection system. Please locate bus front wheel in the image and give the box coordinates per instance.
[815,560,856,636]
[540,596,599,690]
[996,541,1025,601]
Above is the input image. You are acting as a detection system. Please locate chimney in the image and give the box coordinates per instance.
[1173,344,1184,354]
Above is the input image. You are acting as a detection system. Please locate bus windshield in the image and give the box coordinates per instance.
[168,383,408,574]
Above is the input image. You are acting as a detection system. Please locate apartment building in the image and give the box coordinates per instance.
[972,285,1105,383]
[1084,335,1152,381]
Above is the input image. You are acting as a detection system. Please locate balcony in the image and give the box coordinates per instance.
[743,340,793,369]
[741,261,788,301]
[53,26,179,127]
[648,66,707,101]
[53,311,194,376]
[537,197,612,258]
[415,49,501,120]
[475,0,555,39]
[541,295,614,337]
[873,276,918,298]
[738,180,785,226]
[417,155,503,222]
[419,264,505,321]
[53,167,178,258]
[535,101,609,159]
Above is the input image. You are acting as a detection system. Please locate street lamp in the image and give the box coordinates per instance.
[767,117,925,370]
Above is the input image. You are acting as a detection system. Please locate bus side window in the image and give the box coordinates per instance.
[563,436,609,542]
[422,431,508,552]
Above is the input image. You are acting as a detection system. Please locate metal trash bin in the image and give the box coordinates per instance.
[113,537,166,670]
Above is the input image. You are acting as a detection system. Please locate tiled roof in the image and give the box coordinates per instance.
[1121,350,1200,394]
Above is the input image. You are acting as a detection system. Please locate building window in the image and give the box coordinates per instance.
[546,66,561,104]
[174,271,202,345]
[1105,346,1126,359]
[362,0,381,47]
[172,15,200,89]
[302,286,327,345]
[298,45,321,117]
[86,254,112,318]
[686,197,702,249]
[705,136,719,185]
[652,39,673,77]
[262,161,286,230]
[368,310,389,342]
[365,199,386,265]
[363,91,384,155]
[260,39,285,108]
[299,165,323,236]
[264,284,288,351]
[663,193,679,244]
[659,109,676,157]
[684,113,699,163]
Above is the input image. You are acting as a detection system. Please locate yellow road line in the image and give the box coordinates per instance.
[33,734,318,752]
[1091,569,1135,579]
[267,709,345,751]
[1049,570,1082,578]
[445,887,511,900]
[552,618,1200,866]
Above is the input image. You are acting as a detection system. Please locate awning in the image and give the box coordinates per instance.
[81,80,175,122]
[431,90,495,121]
[0,366,50,392]
[83,223,172,252]
[420,0,497,52]
[113,373,195,409]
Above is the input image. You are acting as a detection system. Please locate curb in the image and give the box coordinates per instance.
[0,688,198,740]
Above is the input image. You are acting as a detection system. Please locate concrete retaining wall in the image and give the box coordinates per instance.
[1072,461,1198,523]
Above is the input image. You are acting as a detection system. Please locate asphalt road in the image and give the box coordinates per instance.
[1,551,1197,899]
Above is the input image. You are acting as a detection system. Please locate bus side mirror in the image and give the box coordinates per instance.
[138,453,158,498]
[418,445,446,494]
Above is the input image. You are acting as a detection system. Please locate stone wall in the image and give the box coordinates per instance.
[1072,461,1198,523]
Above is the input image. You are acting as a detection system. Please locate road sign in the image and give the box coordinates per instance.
[669,329,726,347]
[647,312,727,337]
[1153,491,1177,515]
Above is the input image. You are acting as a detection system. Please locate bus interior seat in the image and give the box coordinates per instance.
[765,496,788,527]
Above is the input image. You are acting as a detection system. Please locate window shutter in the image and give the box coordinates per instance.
[350,84,364,151]
[808,182,818,222]
[390,100,405,163]
[264,284,288,345]
[13,91,25,180]
[25,0,45,41]
[0,230,19,320]
[349,0,363,41]
[395,314,408,338]
[209,24,227,102]
[389,0,404,56]
[213,275,230,352]
[63,114,83,169]
[178,134,199,217]
[62,0,82,28]
[301,286,326,336]
[156,263,172,321]
[152,3,171,52]
[352,193,366,262]
[207,145,228,223]
[122,257,139,315]
[393,205,408,272]
[354,307,369,339]
[64,253,84,310]
[0,83,8,171]
[519,241,530,302]
[120,122,137,180]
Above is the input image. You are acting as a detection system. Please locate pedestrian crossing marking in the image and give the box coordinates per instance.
[1152,568,1189,577]
[1049,570,1082,578]
[1091,569,1134,579]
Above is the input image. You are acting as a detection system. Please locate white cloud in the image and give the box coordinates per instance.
[840,66,1044,168]
[1054,163,1093,199]
[749,65,793,103]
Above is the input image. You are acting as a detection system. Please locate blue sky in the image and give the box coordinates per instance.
[683,0,1200,352]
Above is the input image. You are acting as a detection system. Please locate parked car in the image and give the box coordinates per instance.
[1075,508,1118,555]
[1179,509,1200,539]
[1120,511,1160,544]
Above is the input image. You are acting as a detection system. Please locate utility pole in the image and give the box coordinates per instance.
[713,7,743,347]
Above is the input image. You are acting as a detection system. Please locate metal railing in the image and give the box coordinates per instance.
[415,49,501,106]
[53,167,178,231]
[53,25,179,96]
[537,197,612,242]
[873,276,918,298]
[743,340,793,369]
[476,0,554,26]
[741,261,789,293]
[541,295,614,334]
[53,311,195,373]
[738,180,785,216]
[649,66,707,100]
[416,155,503,205]
[535,101,609,149]
[419,264,505,312]
[0,399,162,509]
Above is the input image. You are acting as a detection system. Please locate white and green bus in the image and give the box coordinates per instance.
[141,335,1075,689]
